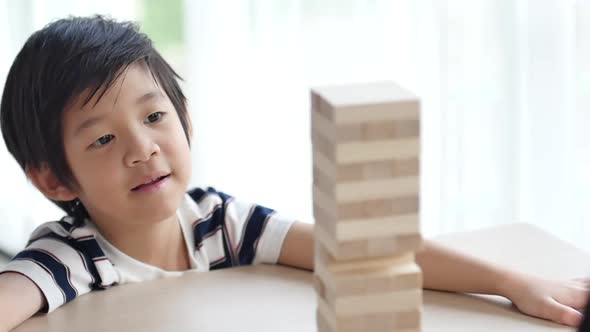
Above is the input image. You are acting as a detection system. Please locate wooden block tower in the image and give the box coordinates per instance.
[311,82,423,332]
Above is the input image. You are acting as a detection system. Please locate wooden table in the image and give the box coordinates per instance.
[13,224,588,331]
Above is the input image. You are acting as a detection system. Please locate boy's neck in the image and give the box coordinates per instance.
[94,213,190,272]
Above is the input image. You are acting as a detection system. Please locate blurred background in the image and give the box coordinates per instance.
[1,0,590,257]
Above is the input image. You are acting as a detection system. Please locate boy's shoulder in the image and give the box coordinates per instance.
[24,216,114,283]
[27,215,95,246]
[182,186,240,217]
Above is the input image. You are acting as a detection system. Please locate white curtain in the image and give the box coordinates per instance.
[183,0,590,249]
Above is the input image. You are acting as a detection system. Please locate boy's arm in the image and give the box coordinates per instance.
[0,272,46,331]
[416,240,506,294]
[417,240,588,326]
[277,222,588,327]
[277,221,314,271]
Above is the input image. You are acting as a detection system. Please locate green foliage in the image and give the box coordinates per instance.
[140,0,184,49]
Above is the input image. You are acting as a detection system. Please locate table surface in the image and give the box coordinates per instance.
[13,223,590,332]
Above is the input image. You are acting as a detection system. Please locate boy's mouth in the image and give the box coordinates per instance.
[131,173,171,191]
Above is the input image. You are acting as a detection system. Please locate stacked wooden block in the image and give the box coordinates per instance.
[311,82,423,332]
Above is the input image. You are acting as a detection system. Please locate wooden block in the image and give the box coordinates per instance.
[312,130,419,164]
[314,244,422,299]
[336,176,419,202]
[316,308,332,332]
[359,157,419,180]
[311,109,419,143]
[343,214,419,242]
[313,187,419,220]
[315,223,423,260]
[317,303,421,332]
[313,273,326,299]
[315,242,415,273]
[335,138,420,164]
[313,149,419,183]
[312,81,424,332]
[362,119,420,141]
[313,166,419,203]
[311,130,337,162]
[311,89,335,121]
[367,235,421,257]
[316,283,421,316]
[338,197,409,219]
[316,233,368,259]
[332,289,421,316]
[316,309,332,332]
[311,82,420,125]
[314,202,419,241]
[312,150,361,181]
[311,108,364,143]
[312,187,420,241]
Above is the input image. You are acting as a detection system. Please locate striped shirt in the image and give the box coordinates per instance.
[0,187,295,313]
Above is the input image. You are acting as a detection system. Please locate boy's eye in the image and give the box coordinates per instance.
[146,112,165,123]
[91,134,114,148]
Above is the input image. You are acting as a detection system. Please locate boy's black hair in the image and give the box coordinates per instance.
[0,15,191,219]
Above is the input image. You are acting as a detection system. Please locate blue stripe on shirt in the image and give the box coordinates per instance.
[187,187,219,204]
[238,205,274,265]
[189,187,274,269]
[190,188,241,269]
[28,233,106,290]
[193,208,224,246]
[193,203,236,270]
[216,191,239,266]
[57,220,75,233]
[14,249,78,304]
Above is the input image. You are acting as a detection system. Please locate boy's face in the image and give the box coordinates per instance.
[61,62,192,227]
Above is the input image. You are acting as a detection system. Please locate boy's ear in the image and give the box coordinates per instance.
[26,164,77,202]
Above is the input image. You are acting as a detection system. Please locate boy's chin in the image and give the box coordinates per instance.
[125,191,185,223]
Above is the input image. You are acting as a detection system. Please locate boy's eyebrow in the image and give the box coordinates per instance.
[135,91,163,105]
[74,91,163,136]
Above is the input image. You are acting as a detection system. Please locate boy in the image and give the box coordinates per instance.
[0,15,587,331]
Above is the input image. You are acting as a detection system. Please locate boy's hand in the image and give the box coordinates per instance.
[500,272,589,327]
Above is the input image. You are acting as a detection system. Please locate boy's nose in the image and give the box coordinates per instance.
[124,136,161,167]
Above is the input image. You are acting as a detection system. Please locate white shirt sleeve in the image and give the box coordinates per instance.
[252,211,296,264]
[225,197,296,265]
[0,236,95,313]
